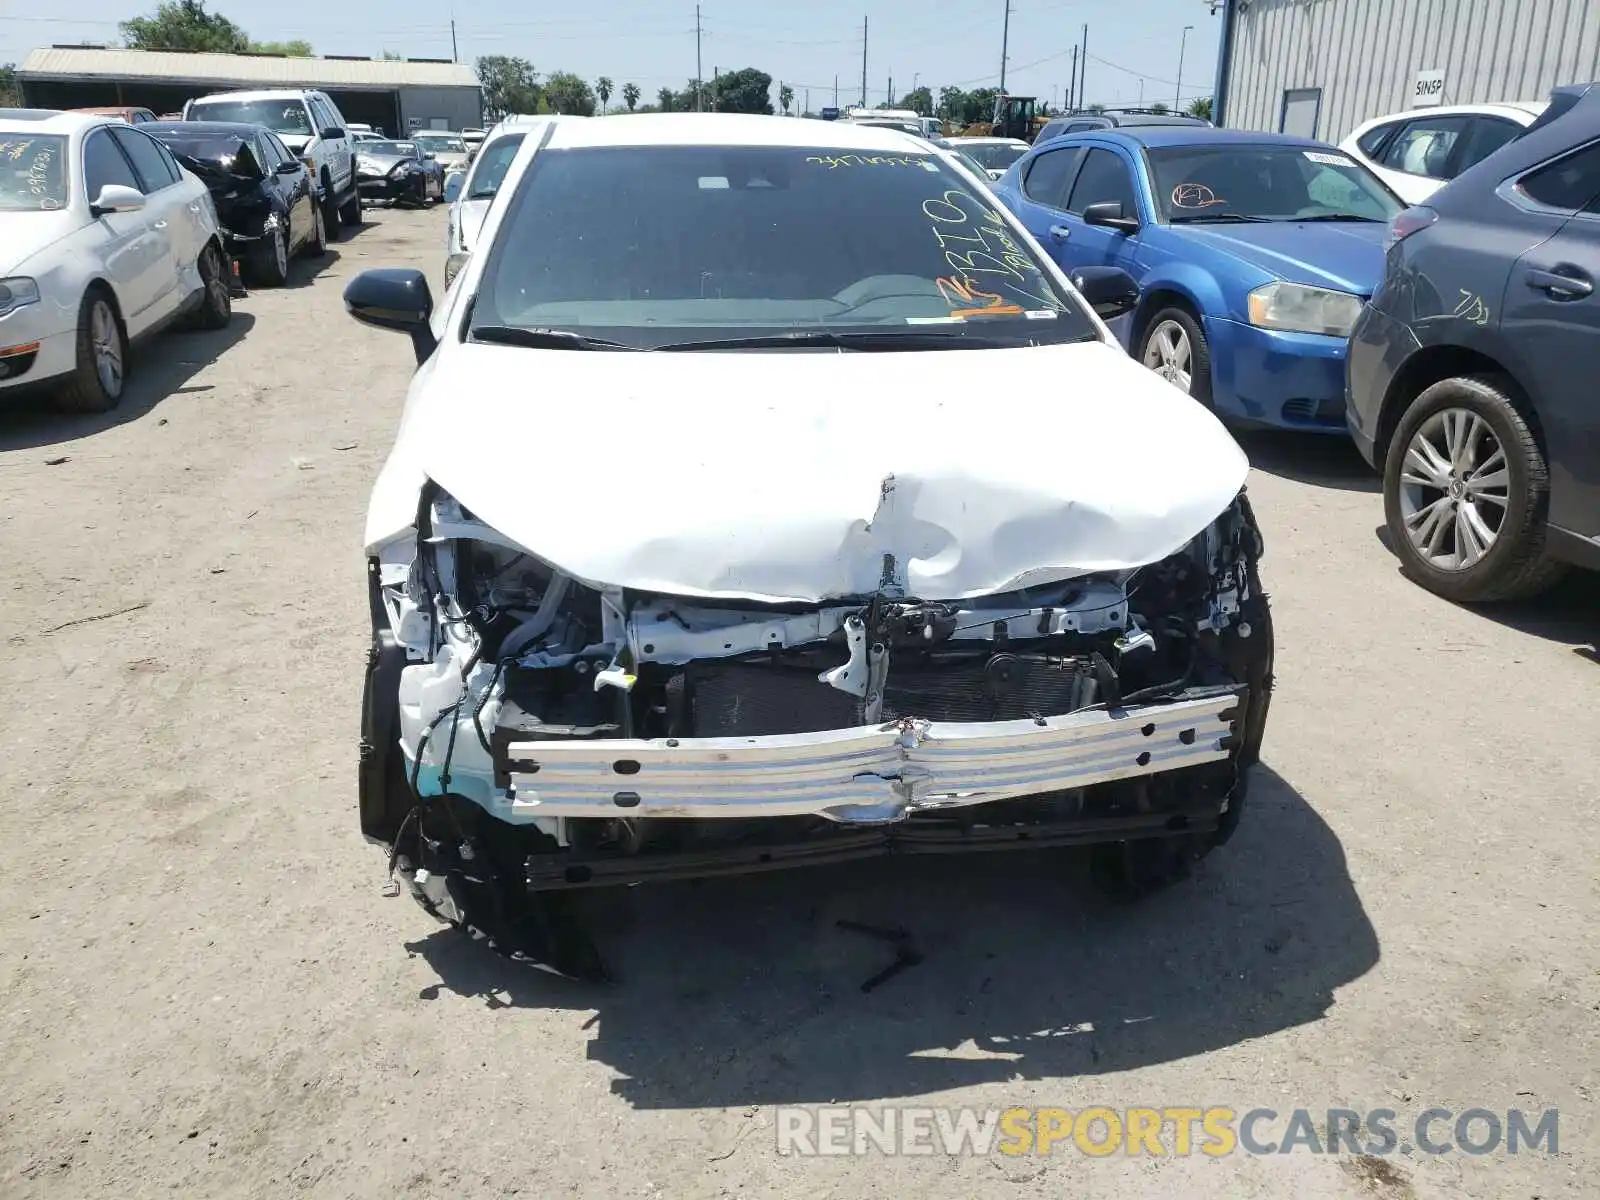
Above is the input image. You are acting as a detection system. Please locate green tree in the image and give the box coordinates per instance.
[596,75,612,113]
[966,87,999,126]
[779,82,794,116]
[622,81,640,112]
[544,71,596,116]
[936,86,966,122]
[121,1,248,52]
[902,86,932,117]
[656,86,675,112]
[477,55,540,121]
[249,39,312,56]
[0,63,19,107]
[710,67,772,115]
[1149,101,1169,115]
[379,49,404,61]
[1087,102,1106,115]
[1187,95,1213,120]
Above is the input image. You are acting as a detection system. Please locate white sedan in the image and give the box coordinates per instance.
[340,113,1274,975]
[444,115,555,285]
[1,109,232,413]
[938,136,1030,179]
[1339,101,1545,204]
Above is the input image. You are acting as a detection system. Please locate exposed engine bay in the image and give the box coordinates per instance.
[359,484,1273,977]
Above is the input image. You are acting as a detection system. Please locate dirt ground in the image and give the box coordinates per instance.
[1,205,1595,1199]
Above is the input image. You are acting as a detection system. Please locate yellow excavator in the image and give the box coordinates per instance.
[953,94,1049,142]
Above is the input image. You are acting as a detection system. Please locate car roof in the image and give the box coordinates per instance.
[190,89,322,104]
[543,112,932,152]
[145,120,261,137]
[946,136,1028,146]
[1061,126,1337,151]
[0,108,109,135]
[1350,101,1547,130]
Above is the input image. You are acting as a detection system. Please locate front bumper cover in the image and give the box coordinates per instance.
[505,684,1244,825]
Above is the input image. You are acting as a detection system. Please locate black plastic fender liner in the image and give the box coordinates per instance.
[359,556,411,845]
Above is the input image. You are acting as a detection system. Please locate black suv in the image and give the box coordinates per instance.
[1036,108,1209,144]
[1346,83,1600,602]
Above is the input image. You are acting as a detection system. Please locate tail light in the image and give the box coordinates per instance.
[1387,205,1438,249]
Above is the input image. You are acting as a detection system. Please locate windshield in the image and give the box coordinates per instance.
[963,142,1028,171]
[467,132,526,199]
[0,134,68,211]
[148,129,252,168]
[365,140,417,157]
[189,98,312,137]
[471,144,1088,349]
[415,134,467,152]
[1149,144,1403,222]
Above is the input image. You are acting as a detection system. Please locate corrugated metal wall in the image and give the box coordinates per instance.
[1221,0,1600,141]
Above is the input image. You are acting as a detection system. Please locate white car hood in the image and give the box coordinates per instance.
[2,212,78,274]
[366,339,1250,603]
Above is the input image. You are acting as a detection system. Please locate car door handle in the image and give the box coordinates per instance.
[1048,224,1071,243]
[1525,267,1593,298]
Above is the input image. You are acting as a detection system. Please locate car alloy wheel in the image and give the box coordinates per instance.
[1142,318,1193,392]
[273,225,289,278]
[91,299,123,397]
[1396,407,1509,570]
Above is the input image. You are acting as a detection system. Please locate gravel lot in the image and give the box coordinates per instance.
[1,204,1595,1199]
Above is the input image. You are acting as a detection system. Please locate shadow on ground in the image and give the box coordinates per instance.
[0,312,255,452]
[407,765,1379,1108]
[1239,429,1380,494]
[1374,525,1600,660]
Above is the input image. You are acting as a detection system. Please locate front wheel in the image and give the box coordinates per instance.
[54,289,126,414]
[305,199,328,257]
[1138,306,1214,407]
[250,222,290,287]
[1382,375,1567,602]
[340,184,363,227]
[320,182,343,242]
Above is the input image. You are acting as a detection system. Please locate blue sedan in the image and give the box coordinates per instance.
[993,128,1404,431]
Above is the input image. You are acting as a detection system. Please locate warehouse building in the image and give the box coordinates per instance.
[1212,0,1600,143]
[16,47,480,136]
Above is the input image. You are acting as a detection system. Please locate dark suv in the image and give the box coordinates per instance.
[1346,83,1600,602]
[1036,109,1209,144]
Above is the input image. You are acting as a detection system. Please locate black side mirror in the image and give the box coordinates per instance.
[321,126,345,141]
[345,268,437,364]
[1081,200,1141,233]
[1070,266,1140,320]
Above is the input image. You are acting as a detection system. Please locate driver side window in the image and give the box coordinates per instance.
[82,128,139,200]
[1066,148,1137,216]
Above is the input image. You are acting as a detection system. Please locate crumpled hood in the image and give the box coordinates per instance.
[357,153,411,174]
[3,212,79,274]
[366,339,1250,603]
[1176,220,1387,295]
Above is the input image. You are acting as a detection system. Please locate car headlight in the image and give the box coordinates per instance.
[0,277,41,318]
[1246,282,1363,337]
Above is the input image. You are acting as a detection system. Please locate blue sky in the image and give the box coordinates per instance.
[2,0,1223,111]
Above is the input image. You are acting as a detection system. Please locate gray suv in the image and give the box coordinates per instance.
[1346,83,1600,601]
[1036,109,1209,144]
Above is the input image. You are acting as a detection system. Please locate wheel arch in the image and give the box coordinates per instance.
[1128,268,1221,351]
[1374,345,1545,467]
[81,276,127,337]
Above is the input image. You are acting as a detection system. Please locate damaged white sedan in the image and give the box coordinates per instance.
[346,114,1274,976]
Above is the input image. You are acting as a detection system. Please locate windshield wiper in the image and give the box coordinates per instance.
[468,326,646,351]
[1290,213,1384,223]
[1168,213,1275,224]
[655,329,1047,352]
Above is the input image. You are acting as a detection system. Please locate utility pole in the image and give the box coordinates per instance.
[1176,24,1193,110]
[1080,25,1088,108]
[888,75,894,106]
[1069,45,1078,109]
[833,74,839,108]
[805,87,810,115]
[450,19,458,63]
[861,16,869,108]
[695,5,704,111]
[1000,0,1011,93]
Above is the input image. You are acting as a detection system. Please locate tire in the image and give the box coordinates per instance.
[187,241,232,331]
[249,222,290,287]
[304,199,328,257]
[320,177,343,242]
[53,288,126,415]
[1382,374,1567,603]
[1137,305,1214,408]
[340,183,363,227]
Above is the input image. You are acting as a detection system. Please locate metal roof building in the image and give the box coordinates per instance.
[1212,0,1600,142]
[17,47,481,136]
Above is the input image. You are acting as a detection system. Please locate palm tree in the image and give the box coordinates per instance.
[1187,96,1213,121]
[623,82,640,112]
[657,86,675,112]
[779,83,794,116]
[596,76,613,114]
